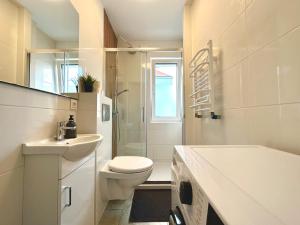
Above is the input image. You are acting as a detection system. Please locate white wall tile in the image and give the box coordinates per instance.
[222,64,242,109]
[219,13,248,70]
[241,44,279,107]
[245,0,300,53]
[147,127,182,145]
[0,43,17,83]
[77,93,99,111]
[0,168,23,225]
[277,104,300,155]
[190,0,245,52]
[185,0,300,154]
[148,145,174,161]
[200,118,225,144]
[0,102,74,174]
[0,0,18,46]
[223,109,248,144]
[0,83,75,225]
[244,105,281,148]
[0,83,73,110]
[76,109,97,134]
[277,28,300,104]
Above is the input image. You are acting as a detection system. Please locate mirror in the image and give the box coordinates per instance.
[0,0,80,96]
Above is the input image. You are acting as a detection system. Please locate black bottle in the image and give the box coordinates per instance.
[65,115,77,139]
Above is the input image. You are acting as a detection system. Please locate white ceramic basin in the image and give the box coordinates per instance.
[23,134,103,161]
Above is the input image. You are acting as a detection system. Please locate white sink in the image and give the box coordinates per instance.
[23,134,103,161]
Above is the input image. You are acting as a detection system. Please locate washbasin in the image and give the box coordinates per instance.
[23,134,103,161]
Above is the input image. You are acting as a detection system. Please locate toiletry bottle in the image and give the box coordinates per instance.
[65,115,77,139]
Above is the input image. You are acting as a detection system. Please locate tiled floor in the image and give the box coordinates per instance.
[98,198,169,225]
[148,161,171,181]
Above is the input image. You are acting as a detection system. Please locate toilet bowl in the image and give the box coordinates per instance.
[99,156,153,200]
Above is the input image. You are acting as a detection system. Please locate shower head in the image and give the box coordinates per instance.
[116,89,129,96]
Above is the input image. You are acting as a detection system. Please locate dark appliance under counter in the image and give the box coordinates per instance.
[170,152,226,225]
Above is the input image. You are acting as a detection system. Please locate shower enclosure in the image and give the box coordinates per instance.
[105,48,182,160]
[105,50,147,157]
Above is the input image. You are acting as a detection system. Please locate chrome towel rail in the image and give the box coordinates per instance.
[188,40,221,119]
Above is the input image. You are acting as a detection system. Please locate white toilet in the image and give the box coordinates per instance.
[100,156,153,200]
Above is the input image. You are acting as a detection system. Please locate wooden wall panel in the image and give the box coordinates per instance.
[104,10,118,157]
[104,11,117,48]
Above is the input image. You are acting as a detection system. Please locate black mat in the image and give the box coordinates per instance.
[129,189,171,222]
[143,181,171,184]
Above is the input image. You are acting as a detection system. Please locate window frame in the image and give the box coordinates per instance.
[60,63,80,93]
[150,58,182,122]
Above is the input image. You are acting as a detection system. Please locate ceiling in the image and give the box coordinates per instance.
[101,0,185,42]
[16,0,79,42]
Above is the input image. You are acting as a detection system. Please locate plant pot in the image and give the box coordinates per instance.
[84,84,94,92]
[78,80,84,92]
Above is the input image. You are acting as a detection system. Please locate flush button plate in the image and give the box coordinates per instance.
[102,104,110,121]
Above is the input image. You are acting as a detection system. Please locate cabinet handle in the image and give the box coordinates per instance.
[64,186,72,207]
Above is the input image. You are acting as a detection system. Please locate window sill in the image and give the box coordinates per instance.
[150,120,182,124]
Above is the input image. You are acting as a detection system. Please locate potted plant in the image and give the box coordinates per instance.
[71,78,79,92]
[78,73,96,92]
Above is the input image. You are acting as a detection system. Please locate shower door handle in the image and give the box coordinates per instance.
[142,107,145,123]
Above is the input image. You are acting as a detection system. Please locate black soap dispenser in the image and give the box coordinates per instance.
[65,115,77,139]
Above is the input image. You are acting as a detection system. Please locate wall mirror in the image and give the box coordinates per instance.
[0,0,80,96]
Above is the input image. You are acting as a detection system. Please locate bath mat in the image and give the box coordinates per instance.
[143,181,171,184]
[129,189,171,222]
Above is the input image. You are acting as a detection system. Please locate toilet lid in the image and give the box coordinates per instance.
[108,156,153,174]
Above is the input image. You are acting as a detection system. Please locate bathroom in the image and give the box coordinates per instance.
[0,0,299,225]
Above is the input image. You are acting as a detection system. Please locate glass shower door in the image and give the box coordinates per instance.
[115,51,147,157]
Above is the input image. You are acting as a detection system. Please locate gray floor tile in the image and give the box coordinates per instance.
[98,209,122,225]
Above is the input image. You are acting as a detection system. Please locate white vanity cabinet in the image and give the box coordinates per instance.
[23,153,96,225]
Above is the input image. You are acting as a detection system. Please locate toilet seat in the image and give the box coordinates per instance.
[108,156,153,174]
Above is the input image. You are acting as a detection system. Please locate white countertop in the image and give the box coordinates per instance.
[175,145,300,225]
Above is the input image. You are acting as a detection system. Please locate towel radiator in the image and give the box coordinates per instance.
[188,40,221,119]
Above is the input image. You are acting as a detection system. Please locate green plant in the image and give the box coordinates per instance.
[78,73,96,92]
[71,78,79,92]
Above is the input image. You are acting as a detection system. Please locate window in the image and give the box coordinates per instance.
[30,53,57,93]
[152,59,182,121]
[61,64,82,93]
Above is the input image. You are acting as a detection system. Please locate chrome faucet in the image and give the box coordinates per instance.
[56,121,77,141]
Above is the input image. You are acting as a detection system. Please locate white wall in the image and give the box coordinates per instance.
[56,41,79,49]
[0,83,76,225]
[31,23,56,49]
[184,0,300,154]
[0,0,30,86]
[71,0,104,85]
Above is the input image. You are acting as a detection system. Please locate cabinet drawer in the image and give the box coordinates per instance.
[60,157,95,225]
